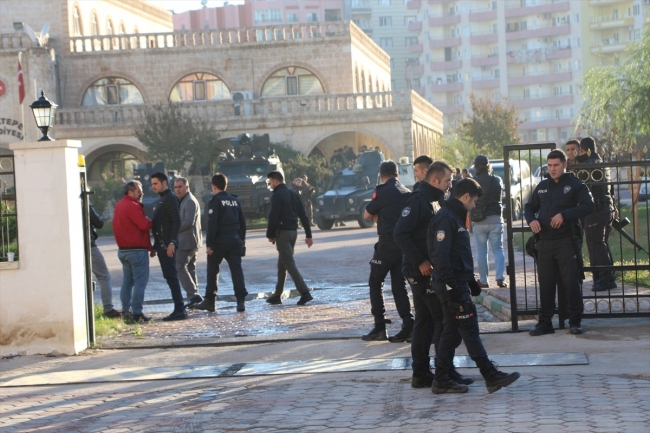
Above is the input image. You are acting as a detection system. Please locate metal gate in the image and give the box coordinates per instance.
[504,143,650,331]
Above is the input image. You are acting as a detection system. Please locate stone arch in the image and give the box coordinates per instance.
[71,2,84,36]
[168,71,232,102]
[258,61,331,96]
[75,72,149,106]
[259,62,328,97]
[354,65,359,93]
[368,73,373,92]
[89,9,100,35]
[165,68,231,101]
[307,129,397,164]
[85,143,147,182]
[361,68,366,93]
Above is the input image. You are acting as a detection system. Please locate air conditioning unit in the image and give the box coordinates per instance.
[232,91,254,101]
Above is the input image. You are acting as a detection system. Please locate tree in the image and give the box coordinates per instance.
[456,93,522,160]
[273,143,333,193]
[134,102,221,174]
[578,27,650,155]
[439,132,479,169]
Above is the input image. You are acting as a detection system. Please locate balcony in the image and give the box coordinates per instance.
[411,64,424,75]
[470,55,499,67]
[505,46,571,63]
[505,0,570,18]
[590,38,632,54]
[408,21,422,32]
[431,82,463,92]
[409,43,424,53]
[429,14,461,26]
[351,0,372,13]
[430,59,462,70]
[547,47,572,60]
[406,0,421,10]
[590,14,635,30]
[472,78,500,89]
[505,23,570,41]
[429,37,461,49]
[588,0,627,5]
[469,9,497,22]
[470,32,498,44]
[508,71,572,86]
[512,94,574,109]
[438,104,464,114]
[520,115,573,129]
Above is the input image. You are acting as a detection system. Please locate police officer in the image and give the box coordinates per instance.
[578,137,617,292]
[194,173,248,313]
[428,178,520,394]
[394,161,472,389]
[525,150,595,336]
[361,161,413,342]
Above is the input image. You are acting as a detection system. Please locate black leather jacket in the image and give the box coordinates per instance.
[152,188,181,248]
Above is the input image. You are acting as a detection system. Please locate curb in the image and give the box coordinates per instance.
[472,291,512,320]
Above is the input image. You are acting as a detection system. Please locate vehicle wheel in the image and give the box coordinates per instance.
[512,199,522,221]
[315,216,334,230]
[357,205,375,229]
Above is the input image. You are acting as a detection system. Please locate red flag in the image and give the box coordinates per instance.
[18,60,25,104]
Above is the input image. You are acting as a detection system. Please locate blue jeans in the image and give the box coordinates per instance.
[118,250,149,315]
[473,222,505,284]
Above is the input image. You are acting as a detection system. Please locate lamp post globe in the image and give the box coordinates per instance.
[29,90,58,141]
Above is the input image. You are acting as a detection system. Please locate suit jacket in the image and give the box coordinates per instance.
[178,191,202,250]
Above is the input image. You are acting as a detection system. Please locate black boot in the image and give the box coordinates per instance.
[411,371,435,389]
[450,368,475,385]
[389,317,413,343]
[479,360,520,394]
[194,295,216,313]
[361,323,388,341]
[237,297,245,312]
[431,374,469,394]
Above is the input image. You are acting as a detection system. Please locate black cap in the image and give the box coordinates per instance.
[475,155,489,165]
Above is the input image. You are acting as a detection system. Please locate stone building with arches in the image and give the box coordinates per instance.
[0,0,442,186]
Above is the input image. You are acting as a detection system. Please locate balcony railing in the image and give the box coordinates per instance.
[0,32,41,50]
[68,22,351,53]
[55,91,439,131]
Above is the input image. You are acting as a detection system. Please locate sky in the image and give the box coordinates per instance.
[149,0,244,14]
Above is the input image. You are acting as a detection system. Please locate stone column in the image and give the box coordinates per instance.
[0,140,88,356]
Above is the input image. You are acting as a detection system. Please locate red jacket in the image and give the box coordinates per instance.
[113,195,153,251]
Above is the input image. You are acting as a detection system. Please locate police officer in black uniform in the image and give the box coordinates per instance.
[525,150,594,336]
[361,161,413,342]
[577,137,617,292]
[394,161,472,389]
[195,173,248,313]
[428,178,520,394]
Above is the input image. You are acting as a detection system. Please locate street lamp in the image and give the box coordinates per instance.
[29,91,58,141]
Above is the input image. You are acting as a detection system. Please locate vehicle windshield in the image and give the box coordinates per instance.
[492,166,505,181]
[329,173,361,189]
[217,163,270,176]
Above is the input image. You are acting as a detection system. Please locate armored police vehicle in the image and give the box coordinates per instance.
[313,151,415,230]
[202,133,282,224]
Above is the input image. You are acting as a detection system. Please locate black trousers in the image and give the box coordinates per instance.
[584,201,615,283]
[155,245,185,311]
[537,237,583,327]
[205,237,248,300]
[434,282,488,376]
[408,272,446,378]
[368,239,412,324]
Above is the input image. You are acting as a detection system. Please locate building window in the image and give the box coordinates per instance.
[325,9,341,21]
[255,9,282,24]
[107,19,114,35]
[380,38,393,48]
[286,13,298,23]
[379,0,391,5]
[412,78,421,88]
[379,17,392,26]
[405,36,418,47]
[307,13,318,22]
[73,7,82,36]
[170,73,231,102]
[90,12,100,35]
[261,67,324,97]
[119,22,126,34]
[523,89,530,99]
[404,16,416,25]
[554,86,562,96]
[82,77,144,106]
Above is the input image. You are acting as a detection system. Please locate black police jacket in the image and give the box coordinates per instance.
[428,197,474,289]
[474,172,503,217]
[393,181,445,271]
[206,191,246,249]
[152,188,181,248]
[365,177,411,236]
[266,183,312,238]
[577,152,612,204]
[89,204,103,247]
[524,172,594,240]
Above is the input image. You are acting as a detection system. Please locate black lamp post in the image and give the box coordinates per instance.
[29,91,58,141]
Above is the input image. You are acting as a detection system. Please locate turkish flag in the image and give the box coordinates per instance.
[18,60,25,104]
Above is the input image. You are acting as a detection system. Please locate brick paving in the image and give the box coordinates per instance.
[0,373,648,432]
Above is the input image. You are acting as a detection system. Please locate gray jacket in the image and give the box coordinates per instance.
[178,191,202,250]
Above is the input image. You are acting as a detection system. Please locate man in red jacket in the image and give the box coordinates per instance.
[113,180,154,322]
